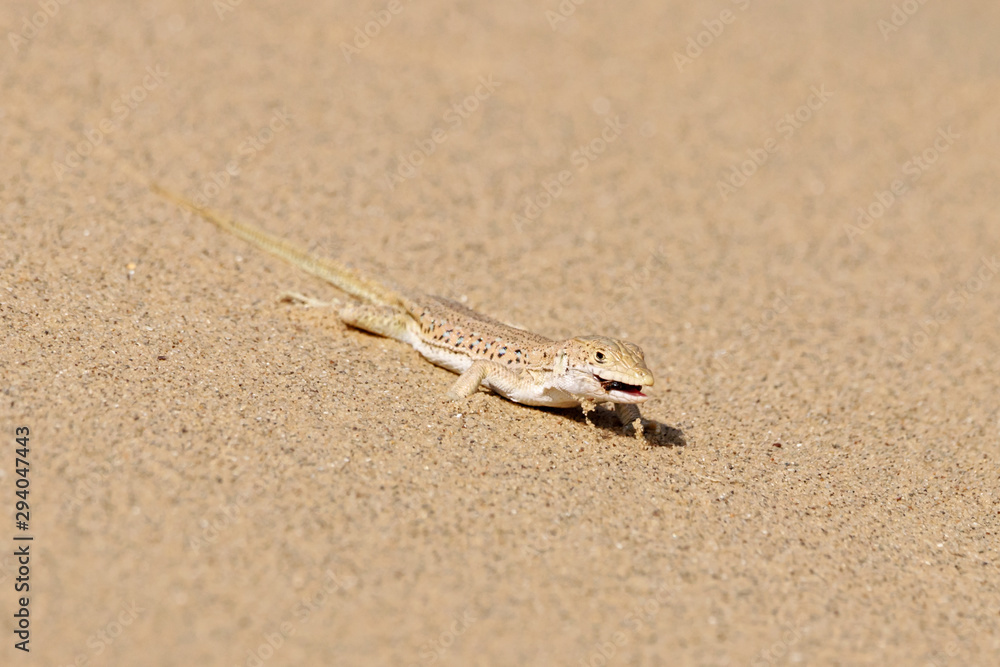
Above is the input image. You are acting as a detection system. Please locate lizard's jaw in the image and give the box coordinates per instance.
[594,374,648,403]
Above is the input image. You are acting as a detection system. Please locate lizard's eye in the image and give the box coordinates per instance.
[595,351,606,363]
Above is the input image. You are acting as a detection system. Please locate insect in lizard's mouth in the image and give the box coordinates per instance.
[595,375,646,397]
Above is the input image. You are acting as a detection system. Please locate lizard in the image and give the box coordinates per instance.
[151,184,656,434]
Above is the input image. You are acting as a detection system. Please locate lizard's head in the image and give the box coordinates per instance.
[561,336,654,404]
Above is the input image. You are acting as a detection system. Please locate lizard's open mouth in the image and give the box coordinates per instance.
[595,374,645,397]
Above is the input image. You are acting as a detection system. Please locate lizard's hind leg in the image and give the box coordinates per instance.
[339,303,416,343]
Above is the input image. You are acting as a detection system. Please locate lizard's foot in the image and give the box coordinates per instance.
[613,403,642,434]
[279,291,341,308]
[613,403,676,442]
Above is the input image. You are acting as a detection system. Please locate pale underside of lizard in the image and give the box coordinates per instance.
[151,185,656,433]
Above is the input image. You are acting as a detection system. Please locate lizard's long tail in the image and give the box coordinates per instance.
[151,184,407,308]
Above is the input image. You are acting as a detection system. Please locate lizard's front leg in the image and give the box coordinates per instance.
[614,403,645,436]
[446,360,524,401]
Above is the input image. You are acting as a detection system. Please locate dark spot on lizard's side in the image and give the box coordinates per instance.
[498,346,507,357]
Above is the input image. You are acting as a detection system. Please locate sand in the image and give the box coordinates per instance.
[2,0,998,664]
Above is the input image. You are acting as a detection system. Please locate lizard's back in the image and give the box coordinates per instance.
[403,294,556,374]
